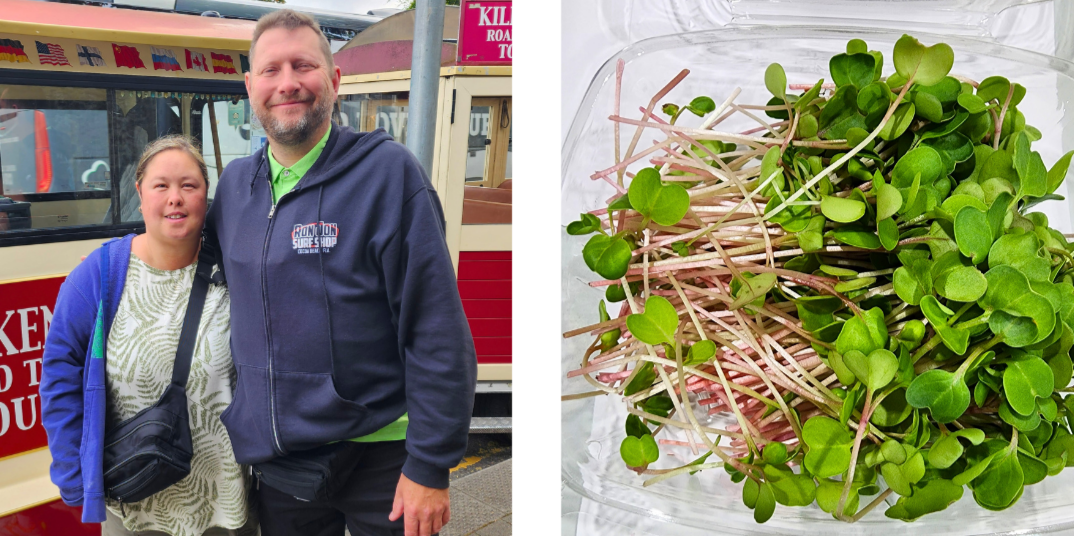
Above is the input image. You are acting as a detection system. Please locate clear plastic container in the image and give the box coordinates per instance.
[561,4,1074,533]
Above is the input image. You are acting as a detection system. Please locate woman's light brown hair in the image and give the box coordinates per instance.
[135,135,210,189]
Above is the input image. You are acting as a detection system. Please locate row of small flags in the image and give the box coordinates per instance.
[0,38,246,74]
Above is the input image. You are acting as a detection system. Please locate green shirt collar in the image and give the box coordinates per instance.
[267,126,332,184]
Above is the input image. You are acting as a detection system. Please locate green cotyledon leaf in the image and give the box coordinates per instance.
[988,232,1051,283]
[1003,354,1054,416]
[906,369,971,423]
[893,34,954,86]
[885,479,964,521]
[973,449,1024,510]
[919,295,970,355]
[582,234,632,280]
[954,205,993,265]
[928,429,986,469]
[765,63,787,98]
[684,339,717,367]
[729,272,778,311]
[626,295,680,346]
[979,265,1056,347]
[821,195,866,223]
[567,213,602,235]
[628,168,690,226]
[620,434,659,467]
[830,52,876,89]
[843,348,898,392]
[802,416,855,478]
[893,259,933,306]
[836,307,889,356]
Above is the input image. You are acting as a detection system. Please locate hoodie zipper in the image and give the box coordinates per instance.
[258,131,338,457]
[261,157,288,457]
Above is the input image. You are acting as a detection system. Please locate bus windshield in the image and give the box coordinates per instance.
[0,84,260,236]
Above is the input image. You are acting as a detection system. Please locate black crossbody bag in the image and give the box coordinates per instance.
[252,439,365,502]
[102,243,218,506]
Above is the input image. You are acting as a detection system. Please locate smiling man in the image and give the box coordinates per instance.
[205,10,476,536]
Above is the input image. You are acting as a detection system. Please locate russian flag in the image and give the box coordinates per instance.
[151,46,182,72]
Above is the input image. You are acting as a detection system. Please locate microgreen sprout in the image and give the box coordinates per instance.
[564,34,1074,524]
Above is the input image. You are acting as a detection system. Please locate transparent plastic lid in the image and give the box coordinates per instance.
[592,0,1045,42]
[562,22,1074,535]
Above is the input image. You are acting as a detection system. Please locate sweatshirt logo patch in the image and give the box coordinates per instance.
[292,221,339,254]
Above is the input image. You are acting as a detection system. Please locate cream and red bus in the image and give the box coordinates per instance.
[0,1,258,531]
[0,0,510,531]
[333,2,513,428]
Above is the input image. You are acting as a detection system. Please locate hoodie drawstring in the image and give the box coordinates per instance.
[316,185,338,376]
[250,150,266,196]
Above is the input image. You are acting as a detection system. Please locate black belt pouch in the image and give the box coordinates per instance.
[253,441,365,502]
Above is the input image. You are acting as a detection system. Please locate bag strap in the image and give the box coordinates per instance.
[170,240,217,388]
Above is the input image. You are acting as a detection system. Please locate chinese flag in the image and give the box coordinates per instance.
[112,44,145,69]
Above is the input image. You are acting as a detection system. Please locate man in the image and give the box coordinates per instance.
[205,10,477,536]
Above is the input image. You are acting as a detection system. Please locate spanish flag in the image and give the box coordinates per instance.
[211,52,237,74]
[0,39,30,64]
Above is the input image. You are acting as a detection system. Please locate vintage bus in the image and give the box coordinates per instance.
[333,3,513,429]
[0,0,509,531]
[0,1,259,531]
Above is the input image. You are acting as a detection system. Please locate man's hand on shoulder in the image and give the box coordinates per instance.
[389,473,450,536]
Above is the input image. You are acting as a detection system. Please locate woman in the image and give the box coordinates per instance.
[40,135,255,536]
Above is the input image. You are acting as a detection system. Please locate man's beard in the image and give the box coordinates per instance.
[254,88,333,147]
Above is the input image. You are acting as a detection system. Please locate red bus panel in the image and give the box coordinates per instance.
[457,252,511,364]
[0,276,63,459]
[0,500,99,535]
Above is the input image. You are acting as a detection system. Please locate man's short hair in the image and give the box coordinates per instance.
[250,9,335,71]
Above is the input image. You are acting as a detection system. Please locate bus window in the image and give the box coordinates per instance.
[115,92,263,220]
[197,97,265,200]
[338,92,409,143]
[113,90,186,222]
[504,102,512,183]
[0,85,111,229]
[462,97,511,225]
[0,86,252,238]
[466,102,492,186]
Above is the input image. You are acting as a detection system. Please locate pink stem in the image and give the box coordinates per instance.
[614,59,624,185]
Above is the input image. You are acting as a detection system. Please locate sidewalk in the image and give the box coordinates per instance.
[341,435,511,536]
[443,459,512,535]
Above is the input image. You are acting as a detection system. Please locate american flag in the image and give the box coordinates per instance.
[35,41,70,66]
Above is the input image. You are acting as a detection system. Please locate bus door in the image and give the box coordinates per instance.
[455,90,511,378]
[337,75,512,380]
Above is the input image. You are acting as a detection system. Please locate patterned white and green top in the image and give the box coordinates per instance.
[104,254,250,536]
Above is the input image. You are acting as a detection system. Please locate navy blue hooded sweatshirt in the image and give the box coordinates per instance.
[206,124,477,489]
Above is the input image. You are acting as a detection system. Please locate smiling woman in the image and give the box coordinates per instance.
[38,129,257,536]
[130,136,209,269]
[0,4,264,531]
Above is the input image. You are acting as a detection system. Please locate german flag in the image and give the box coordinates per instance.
[211,52,237,74]
[0,39,30,64]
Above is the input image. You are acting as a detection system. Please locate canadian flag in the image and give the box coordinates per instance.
[185,49,207,72]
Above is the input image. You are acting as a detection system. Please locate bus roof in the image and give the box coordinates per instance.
[0,0,255,50]
[334,7,460,77]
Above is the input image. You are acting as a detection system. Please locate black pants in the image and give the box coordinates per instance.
[258,440,420,536]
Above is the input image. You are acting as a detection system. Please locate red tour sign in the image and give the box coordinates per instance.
[0,276,63,459]
[458,0,512,66]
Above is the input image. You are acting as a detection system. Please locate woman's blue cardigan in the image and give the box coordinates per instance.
[40,234,134,523]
